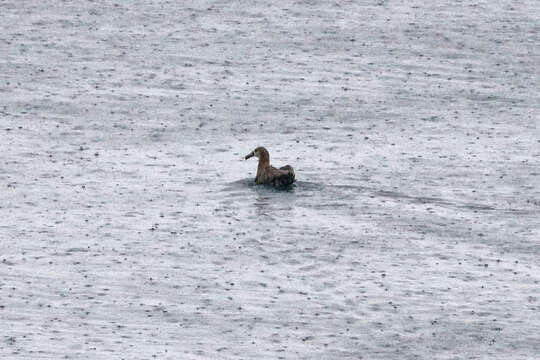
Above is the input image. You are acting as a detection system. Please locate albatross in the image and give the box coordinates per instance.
[245,146,295,188]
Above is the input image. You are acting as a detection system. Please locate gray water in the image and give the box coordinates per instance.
[1,0,539,359]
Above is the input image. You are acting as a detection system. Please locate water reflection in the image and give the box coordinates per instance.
[252,184,296,218]
[222,179,332,219]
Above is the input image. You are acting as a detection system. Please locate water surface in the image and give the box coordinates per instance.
[1,0,539,359]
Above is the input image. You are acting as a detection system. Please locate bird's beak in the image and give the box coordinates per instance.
[244,151,254,160]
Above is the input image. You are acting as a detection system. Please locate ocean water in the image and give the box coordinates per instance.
[1,0,539,359]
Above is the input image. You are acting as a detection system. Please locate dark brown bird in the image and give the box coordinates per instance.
[245,146,295,188]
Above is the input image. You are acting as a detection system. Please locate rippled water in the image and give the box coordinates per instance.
[1,0,539,359]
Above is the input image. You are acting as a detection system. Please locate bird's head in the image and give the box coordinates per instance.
[245,146,270,162]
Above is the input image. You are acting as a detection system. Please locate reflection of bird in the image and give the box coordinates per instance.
[245,146,295,188]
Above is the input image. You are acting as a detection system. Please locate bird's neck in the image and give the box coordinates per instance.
[256,157,270,178]
[258,158,270,170]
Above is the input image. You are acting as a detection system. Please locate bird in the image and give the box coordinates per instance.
[244,146,295,188]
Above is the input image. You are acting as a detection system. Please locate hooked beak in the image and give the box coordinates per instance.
[244,151,254,160]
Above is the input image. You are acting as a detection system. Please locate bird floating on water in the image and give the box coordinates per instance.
[245,146,295,188]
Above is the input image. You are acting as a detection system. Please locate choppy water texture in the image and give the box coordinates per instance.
[1,0,539,359]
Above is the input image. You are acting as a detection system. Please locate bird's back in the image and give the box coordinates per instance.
[256,165,295,188]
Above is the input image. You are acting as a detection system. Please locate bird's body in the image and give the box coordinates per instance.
[245,147,295,188]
